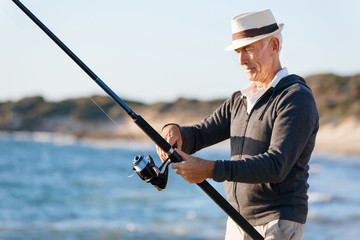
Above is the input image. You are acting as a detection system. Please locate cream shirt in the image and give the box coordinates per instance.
[241,67,289,114]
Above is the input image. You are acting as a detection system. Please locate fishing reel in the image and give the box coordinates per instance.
[129,155,171,191]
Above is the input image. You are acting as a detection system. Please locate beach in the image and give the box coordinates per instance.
[315,119,360,155]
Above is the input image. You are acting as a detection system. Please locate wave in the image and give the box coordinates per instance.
[0,131,156,151]
[308,192,334,204]
[0,131,78,145]
[0,219,223,240]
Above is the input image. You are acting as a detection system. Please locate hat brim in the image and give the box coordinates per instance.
[225,23,284,51]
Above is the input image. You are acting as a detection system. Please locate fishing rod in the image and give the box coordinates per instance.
[12,1,264,239]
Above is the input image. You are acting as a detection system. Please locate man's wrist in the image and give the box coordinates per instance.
[162,123,180,130]
[205,160,216,179]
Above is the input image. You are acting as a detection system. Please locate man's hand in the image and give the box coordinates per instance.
[171,149,215,184]
[156,124,183,162]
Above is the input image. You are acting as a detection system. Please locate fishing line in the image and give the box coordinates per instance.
[89,96,149,157]
[8,0,147,154]
[7,3,136,152]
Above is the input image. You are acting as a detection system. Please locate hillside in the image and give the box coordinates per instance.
[0,95,224,140]
[306,73,360,154]
[306,73,360,124]
[1,73,360,153]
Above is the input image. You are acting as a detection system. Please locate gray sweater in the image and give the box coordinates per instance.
[180,75,319,225]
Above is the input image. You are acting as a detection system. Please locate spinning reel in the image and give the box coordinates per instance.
[129,155,171,191]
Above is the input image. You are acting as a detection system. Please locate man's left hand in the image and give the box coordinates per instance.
[171,149,215,184]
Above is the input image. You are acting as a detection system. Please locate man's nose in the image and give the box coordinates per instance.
[238,51,248,65]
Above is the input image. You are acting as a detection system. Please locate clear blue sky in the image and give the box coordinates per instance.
[1,0,359,103]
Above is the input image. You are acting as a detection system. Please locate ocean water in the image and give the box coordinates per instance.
[0,132,359,240]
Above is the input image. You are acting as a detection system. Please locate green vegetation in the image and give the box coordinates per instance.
[306,73,360,123]
[0,95,143,131]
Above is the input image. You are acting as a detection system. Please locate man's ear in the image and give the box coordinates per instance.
[270,37,280,54]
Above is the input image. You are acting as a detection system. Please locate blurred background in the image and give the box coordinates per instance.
[1,0,360,239]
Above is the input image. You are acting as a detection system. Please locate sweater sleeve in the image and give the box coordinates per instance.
[180,96,234,154]
[213,85,319,183]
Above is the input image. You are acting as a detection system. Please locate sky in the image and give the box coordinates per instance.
[1,0,360,103]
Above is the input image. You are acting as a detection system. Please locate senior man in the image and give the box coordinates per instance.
[157,10,319,240]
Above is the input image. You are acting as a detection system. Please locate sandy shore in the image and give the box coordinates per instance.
[2,116,359,155]
[315,119,360,155]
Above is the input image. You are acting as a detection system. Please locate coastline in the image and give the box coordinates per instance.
[2,119,360,155]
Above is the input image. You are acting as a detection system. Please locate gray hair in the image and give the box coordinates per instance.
[273,33,283,53]
[263,33,283,54]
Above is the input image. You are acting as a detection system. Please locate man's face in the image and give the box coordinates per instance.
[235,38,275,83]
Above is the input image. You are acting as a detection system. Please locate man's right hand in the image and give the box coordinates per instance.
[156,124,183,162]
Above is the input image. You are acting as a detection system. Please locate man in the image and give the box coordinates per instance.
[157,9,319,240]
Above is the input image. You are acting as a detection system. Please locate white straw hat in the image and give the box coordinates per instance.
[225,9,284,51]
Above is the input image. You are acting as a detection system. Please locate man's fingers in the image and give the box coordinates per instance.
[176,140,183,151]
[174,148,188,160]
[156,124,183,162]
[156,145,168,162]
[171,149,190,170]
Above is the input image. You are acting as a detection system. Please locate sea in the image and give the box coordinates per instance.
[1,132,359,240]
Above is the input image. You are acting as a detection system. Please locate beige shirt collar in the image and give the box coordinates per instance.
[241,68,289,114]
